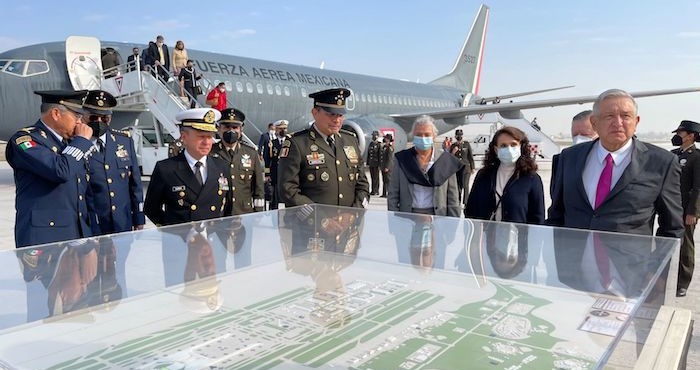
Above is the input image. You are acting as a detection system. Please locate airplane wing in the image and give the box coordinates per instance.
[389,87,700,121]
[478,85,574,104]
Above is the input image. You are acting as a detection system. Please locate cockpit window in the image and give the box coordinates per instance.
[4,60,25,76]
[26,61,49,76]
[0,60,50,77]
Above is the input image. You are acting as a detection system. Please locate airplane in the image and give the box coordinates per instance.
[0,4,698,175]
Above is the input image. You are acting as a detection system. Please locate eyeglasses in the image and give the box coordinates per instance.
[89,115,112,123]
[58,107,82,121]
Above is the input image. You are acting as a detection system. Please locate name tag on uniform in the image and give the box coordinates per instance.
[172,185,186,192]
[306,153,325,166]
[343,146,359,164]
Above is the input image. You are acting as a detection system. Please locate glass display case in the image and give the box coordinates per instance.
[0,205,679,369]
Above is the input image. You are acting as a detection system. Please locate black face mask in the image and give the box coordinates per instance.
[88,120,109,138]
[223,130,239,145]
[672,134,683,147]
[455,136,463,141]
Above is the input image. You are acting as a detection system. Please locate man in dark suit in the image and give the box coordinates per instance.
[547,89,683,238]
[147,35,170,82]
[83,90,145,234]
[126,47,145,72]
[550,110,597,196]
[258,123,276,208]
[210,108,265,215]
[278,88,369,208]
[6,90,96,248]
[670,120,700,296]
[144,108,233,226]
[380,133,394,198]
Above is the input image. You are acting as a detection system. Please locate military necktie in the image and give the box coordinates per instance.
[194,161,204,186]
[327,136,336,155]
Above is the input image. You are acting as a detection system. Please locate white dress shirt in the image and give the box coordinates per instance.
[184,150,208,183]
[494,163,515,221]
[582,139,633,208]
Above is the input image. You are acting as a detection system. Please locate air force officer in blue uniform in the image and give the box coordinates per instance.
[83,90,145,234]
[6,90,96,248]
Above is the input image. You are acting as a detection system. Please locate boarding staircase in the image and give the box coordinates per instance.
[465,112,561,159]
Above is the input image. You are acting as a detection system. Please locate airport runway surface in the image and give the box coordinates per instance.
[0,160,698,367]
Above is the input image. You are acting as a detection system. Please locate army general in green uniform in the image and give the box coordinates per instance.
[210,108,265,215]
[278,88,369,208]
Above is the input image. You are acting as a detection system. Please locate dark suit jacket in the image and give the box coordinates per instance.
[465,165,545,224]
[144,153,232,226]
[258,132,274,174]
[126,54,145,72]
[547,139,683,238]
[146,42,170,70]
[672,145,700,216]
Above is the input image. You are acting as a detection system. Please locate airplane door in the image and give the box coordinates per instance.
[65,36,102,90]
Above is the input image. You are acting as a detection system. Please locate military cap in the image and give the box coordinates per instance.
[175,108,220,132]
[35,90,89,115]
[218,108,245,126]
[673,120,700,134]
[274,119,289,129]
[309,88,351,115]
[455,129,464,136]
[83,90,117,115]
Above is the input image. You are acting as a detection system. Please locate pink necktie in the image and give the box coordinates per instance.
[594,154,614,209]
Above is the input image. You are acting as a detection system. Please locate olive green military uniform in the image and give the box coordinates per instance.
[450,140,475,203]
[278,126,369,207]
[210,141,265,215]
[672,144,700,291]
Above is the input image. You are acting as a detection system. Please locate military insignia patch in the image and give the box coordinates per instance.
[172,185,186,192]
[343,146,359,164]
[306,153,326,166]
[681,158,687,166]
[307,173,315,181]
[115,144,128,158]
[15,136,31,145]
[283,140,291,148]
[40,131,47,138]
[178,199,184,207]
[16,137,36,151]
[204,110,217,123]
[51,146,58,153]
[310,144,318,151]
[320,171,330,182]
[218,174,230,191]
[241,154,252,168]
[280,147,289,158]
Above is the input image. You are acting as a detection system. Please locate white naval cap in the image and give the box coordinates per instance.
[274,119,289,129]
[175,108,221,132]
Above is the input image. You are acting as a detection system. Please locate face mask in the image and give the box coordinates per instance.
[88,120,109,138]
[672,134,683,147]
[223,131,239,145]
[413,136,433,151]
[219,87,225,92]
[572,135,594,145]
[455,136,463,141]
[497,146,521,164]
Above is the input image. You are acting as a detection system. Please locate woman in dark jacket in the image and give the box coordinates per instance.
[465,126,544,224]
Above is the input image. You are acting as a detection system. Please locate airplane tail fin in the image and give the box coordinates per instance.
[429,4,489,94]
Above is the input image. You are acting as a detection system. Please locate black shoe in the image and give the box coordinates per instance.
[380,195,387,198]
[676,288,688,297]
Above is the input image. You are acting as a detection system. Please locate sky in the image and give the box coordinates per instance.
[1,1,699,136]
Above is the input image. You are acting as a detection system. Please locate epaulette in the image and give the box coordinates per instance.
[20,127,36,133]
[240,141,256,150]
[339,128,357,137]
[111,128,131,138]
[293,128,310,137]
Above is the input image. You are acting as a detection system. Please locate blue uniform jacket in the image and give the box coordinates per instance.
[6,120,96,248]
[465,165,545,224]
[87,129,145,235]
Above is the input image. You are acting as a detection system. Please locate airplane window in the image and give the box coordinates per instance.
[0,60,7,69]
[275,85,282,95]
[25,61,49,76]
[380,96,386,104]
[300,87,307,97]
[392,96,398,104]
[246,82,254,93]
[361,94,366,103]
[284,86,290,96]
[4,60,25,76]
[372,94,377,103]
[256,83,263,94]
[236,81,244,93]
[267,84,274,95]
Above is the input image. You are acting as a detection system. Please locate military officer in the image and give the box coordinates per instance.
[269,119,289,209]
[278,88,369,207]
[144,108,233,226]
[449,129,475,203]
[671,120,700,297]
[366,130,382,195]
[210,107,265,215]
[380,133,394,198]
[7,90,97,248]
[83,90,145,234]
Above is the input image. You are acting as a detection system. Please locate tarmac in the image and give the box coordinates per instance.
[0,156,697,367]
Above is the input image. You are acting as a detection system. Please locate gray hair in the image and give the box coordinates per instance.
[411,115,438,136]
[572,109,592,122]
[40,103,66,114]
[592,89,638,116]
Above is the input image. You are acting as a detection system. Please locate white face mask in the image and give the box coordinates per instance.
[572,135,594,145]
[269,130,276,135]
[497,146,521,164]
[219,87,226,92]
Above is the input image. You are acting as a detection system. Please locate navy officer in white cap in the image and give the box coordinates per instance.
[277,88,369,208]
[144,108,233,226]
